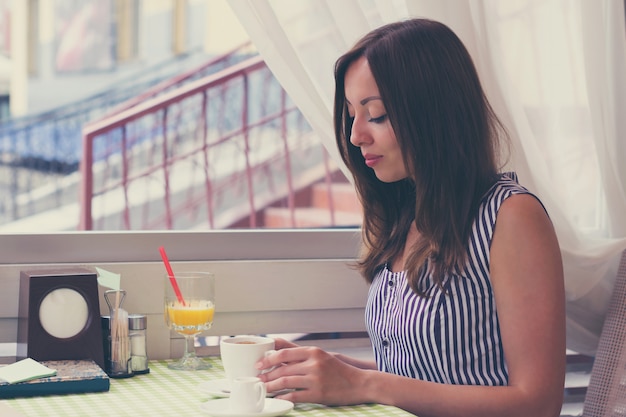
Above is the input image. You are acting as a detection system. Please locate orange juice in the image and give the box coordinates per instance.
[166,300,214,335]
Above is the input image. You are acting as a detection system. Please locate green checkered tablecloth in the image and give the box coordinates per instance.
[1,358,414,417]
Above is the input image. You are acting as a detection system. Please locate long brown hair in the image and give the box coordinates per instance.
[333,19,508,295]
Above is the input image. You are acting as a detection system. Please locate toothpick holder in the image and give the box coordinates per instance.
[102,290,133,378]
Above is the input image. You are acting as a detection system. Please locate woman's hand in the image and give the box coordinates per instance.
[256,338,371,405]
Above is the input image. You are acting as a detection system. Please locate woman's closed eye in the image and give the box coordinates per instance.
[369,114,388,124]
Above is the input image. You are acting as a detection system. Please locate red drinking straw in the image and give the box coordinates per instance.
[159,246,185,305]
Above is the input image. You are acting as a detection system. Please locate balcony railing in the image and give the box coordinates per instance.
[80,55,340,230]
[0,45,251,227]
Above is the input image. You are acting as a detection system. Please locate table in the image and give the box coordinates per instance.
[1,358,414,417]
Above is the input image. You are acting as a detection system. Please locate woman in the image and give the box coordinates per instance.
[257,18,565,417]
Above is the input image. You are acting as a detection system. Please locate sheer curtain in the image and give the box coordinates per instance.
[227,0,626,355]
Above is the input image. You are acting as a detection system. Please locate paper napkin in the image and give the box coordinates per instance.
[96,267,121,290]
[0,358,57,384]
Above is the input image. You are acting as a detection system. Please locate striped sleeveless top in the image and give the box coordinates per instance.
[365,172,535,386]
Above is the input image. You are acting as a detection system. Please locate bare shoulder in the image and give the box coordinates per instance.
[494,193,556,245]
[490,192,563,285]
[498,192,550,224]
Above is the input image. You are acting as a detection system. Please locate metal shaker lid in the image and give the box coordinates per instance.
[128,314,147,330]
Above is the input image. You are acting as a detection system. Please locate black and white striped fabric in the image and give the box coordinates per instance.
[365,172,536,386]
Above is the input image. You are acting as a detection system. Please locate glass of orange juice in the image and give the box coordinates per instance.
[164,272,215,370]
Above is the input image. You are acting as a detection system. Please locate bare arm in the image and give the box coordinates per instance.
[272,338,377,370]
[332,352,377,370]
[260,194,565,417]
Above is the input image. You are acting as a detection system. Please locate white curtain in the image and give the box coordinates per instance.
[227,0,626,355]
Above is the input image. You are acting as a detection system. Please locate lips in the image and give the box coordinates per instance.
[363,154,382,168]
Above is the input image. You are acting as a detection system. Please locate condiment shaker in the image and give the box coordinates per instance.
[128,314,150,374]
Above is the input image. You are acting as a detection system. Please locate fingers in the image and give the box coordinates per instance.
[257,348,318,385]
[257,346,362,406]
[273,388,314,404]
[265,375,321,405]
[273,337,298,349]
[265,369,344,406]
[257,345,315,372]
[257,354,301,383]
[255,338,300,371]
[265,373,309,392]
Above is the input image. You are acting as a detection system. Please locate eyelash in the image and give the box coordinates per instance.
[347,114,388,124]
[369,114,388,124]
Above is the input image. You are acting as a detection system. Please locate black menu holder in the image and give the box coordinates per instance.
[17,268,105,371]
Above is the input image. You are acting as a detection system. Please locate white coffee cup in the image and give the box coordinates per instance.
[229,376,266,413]
[220,335,275,382]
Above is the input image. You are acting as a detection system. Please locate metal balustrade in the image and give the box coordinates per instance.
[0,44,252,227]
[79,55,343,231]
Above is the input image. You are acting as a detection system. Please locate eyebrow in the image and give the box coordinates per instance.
[345,96,382,106]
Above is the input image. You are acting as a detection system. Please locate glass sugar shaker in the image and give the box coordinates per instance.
[128,314,150,374]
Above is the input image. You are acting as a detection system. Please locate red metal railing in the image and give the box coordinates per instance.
[79,55,343,230]
[101,41,254,120]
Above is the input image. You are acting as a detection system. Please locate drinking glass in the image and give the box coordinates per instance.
[164,272,215,370]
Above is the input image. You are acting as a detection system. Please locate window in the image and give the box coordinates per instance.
[54,0,114,73]
[172,0,186,55]
[115,0,139,63]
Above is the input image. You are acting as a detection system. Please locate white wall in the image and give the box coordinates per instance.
[7,0,250,116]
[0,229,368,362]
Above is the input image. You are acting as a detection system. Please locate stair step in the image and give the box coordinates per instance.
[311,182,362,215]
[263,207,362,228]
[560,351,593,416]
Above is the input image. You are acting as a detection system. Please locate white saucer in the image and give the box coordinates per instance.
[198,379,292,398]
[199,398,294,417]
[199,379,232,398]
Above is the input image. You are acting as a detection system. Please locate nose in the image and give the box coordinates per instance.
[349,116,371,147]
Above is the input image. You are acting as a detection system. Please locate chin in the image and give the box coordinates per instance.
[374,172,408,183]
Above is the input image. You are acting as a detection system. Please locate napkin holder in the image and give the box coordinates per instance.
[17,268,105,371]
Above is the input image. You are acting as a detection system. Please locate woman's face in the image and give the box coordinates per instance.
[345,57,407,183]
